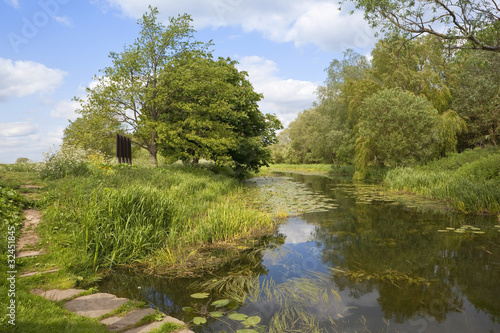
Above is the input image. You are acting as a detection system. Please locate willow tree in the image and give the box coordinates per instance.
[74,7,209,165]
[345,0,500,52]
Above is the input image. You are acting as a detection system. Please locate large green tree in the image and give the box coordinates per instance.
[451,50,500,148]
[156,53,282,175]
[74,7,209,165]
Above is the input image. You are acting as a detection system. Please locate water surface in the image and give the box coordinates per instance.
[99,173,500,332]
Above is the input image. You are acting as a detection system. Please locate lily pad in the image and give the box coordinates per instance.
[211,299,230,308]
[209,311,224,318]
[243,316,261,326]
[193,317,207,325]
[228,312,248,321]
[190,292,209,299]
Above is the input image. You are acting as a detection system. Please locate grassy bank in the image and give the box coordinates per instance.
[385,147,500,214]
[261,163,354,175]
[0,162,277,332]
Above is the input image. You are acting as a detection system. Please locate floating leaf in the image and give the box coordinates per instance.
[228,312,248,321]
[190,293,209,299]
[193,317,207,325]
[182,307,194,312]
[209,311,224,318]
[211,299,230,308]
[243,316,261,326]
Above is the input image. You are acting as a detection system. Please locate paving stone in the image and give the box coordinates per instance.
[65,293,129,318]
[38,288,85,301]
[101,308,155,331]
[122,315,194,333]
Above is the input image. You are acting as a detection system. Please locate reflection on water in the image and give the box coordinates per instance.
[99,173,500,332]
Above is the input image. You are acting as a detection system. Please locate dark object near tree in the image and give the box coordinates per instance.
[116,134,132,164]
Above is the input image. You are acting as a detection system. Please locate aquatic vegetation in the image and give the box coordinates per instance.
[247,177,338,214]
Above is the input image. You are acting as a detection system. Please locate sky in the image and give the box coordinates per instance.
[0,0,378,163]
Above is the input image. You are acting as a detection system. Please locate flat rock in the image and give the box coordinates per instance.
[36,288,85,301]
[123,315,194,333]
[101,308,155,331]
[65,293,129,318]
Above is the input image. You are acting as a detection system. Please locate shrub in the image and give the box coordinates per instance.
[37,146,92,179]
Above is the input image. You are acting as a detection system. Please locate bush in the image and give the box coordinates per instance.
[36,146,92,179]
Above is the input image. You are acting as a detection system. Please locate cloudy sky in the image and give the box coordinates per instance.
[0,0,377,163]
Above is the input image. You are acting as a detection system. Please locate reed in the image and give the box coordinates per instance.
[41,165,276,272]
[385,147,500,214]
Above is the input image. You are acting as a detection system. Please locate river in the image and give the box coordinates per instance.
[99,172,500,332]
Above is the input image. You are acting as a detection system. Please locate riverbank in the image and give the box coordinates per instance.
[385,146,500,214]
[0,163,278,332]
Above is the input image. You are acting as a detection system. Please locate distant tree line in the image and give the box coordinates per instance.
[272,33,499,179]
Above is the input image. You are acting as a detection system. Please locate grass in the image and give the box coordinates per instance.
[261,163,354,176]
[385,146,500,214]
[39,165,276,273]
[0,161,278,332]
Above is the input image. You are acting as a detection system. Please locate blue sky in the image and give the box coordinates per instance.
[0,0,377,163]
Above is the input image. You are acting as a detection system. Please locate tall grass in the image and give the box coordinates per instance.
[385,147,500,214]
[41,165,275,272]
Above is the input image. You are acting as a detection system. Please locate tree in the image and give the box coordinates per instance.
[63,113,124,156]
[74,7,209,166]
[155,53,282,174]
[354,88,443,178]
[451,50,500,148]
[345,0,500,52]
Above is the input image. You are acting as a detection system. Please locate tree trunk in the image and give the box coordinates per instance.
[149,132,159,167]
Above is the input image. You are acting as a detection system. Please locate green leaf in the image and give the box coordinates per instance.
[236,329,259,333]
[193,317,207,325]
[228,312,248,321]
[242,316,261,326]
[209,311,224,318]
[182,307,194,312]
[211,299,230,308]
[190,293,209,299]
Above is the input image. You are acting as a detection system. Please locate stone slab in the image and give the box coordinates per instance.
[38,288,85,301]
[65,293,129,318]
[101,308,156,331]
[123,315,194,333]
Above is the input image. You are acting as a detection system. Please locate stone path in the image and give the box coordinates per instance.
[33,289,194,333]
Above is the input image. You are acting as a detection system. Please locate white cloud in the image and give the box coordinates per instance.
[50,99,79,121]
[237,56,318,127]
[0,126,63,163]
[53,15,74,27]
[95,0,376,52]
[3,0,19,8]
[0,122,38,137]
[0,58,67,102]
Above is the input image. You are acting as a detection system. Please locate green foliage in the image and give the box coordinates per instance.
[63,113,124,156]
[36,146,92,179]
[451,50,500,148]
[75,7,210,165]
[41,166,275,271]
[156,54,281,177]
[346,0,500,52]
[354,88,443,177]
[386,147,500,213]
[74,7,279,173]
